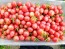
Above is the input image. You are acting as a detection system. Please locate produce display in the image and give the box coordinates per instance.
[0,1,65,42]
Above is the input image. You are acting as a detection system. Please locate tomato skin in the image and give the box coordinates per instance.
[6,35,11,40]
[43,16,49,22]
[34,11,40,17]
[24,12,30,16]
[37,35,44,41]
[26,22,31,27]
[17,2,22,6]
[3,25,8,30]
[11,1,17,8]
[10,9,16,14]
[33,30,37,36]
[49,29,55,35]
[4,18,11,25]
[30,7,35,12]
[24,16,30,21]
[13,36,19,42]
[31,36,36,41]
[25,2,31,8]
[18,15,24,20]
[18,29,24,35]
[60,35,64,40]
[21,20,26,25]
[54,32,60,38]
[10,31,15,37]
[23,31,29,37]
[41,4,46,9]
[8,25,14,31]
[15,19,20,25]
[0,19,4,24]
[7,3,12,8]
[52,37,58,42]
[37,29,43,35]
[4,12,9,18]
[32,23,38,29]
[19,35,24,41]
[44,26,50,31]
[48,10,55,16]
[22,5,28,12]
[50,35,54,39]
[44,9,48,14]
[25,36,30,41]
[28,27,33,32]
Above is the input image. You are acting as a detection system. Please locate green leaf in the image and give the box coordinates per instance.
[35,38,39,42]
[16,28,19,32]
[11,18,15,23]
[63,30,65,34]
[31,16,38,22]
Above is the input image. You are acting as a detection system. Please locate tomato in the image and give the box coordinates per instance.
[40,23,45,29]
[43,16,49,22]
[10,9,16,14]
[6,35,11,40]
[24,16,30,21]
[21,20,26,25]
[41,4,46,9]
[28,27,33,32]
[30,7,35,12]
[17,2,22,6]
[48,10,55,16]
[18,15,24,20]
[18,10,23,14]
[8,25,14,31]
[4,12,9,18]
[4,18,11,25]
[52,37,58,42]
[26,22,31,27]
[13,36,19,41]
[32,23,38,29]
[33,30,37,36]
[31,36,36,41]
[60,35,64,40]
[22,5,28,12]
[7,3,12,8]
[34,11,40,17]
[37,29,43,35]
[54,32,60,38]
[44,26,50,31]
[49,29,55,35]
[10,31,15,37]
[11,1,17,7]
[39,8,44,14]
[24,12,30,16]
[25,2,31,8]
[15,19,20,25]
[3,25,8,30]
[23,31,29,37]
[25,36,30,41]
[18,29,24,35]
[19,35,24,41]
[0,19,4,24]
[44,9,48,14]
[37,35,44,41]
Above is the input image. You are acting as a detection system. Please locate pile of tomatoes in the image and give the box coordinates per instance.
[0,1,65,42]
